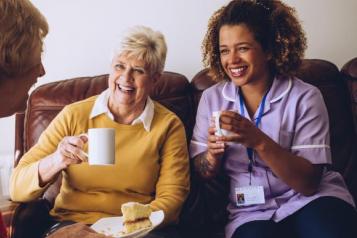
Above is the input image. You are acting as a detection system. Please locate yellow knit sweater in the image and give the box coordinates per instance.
[10,95,190,225]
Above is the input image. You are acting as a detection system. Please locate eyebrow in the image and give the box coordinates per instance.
[133,66,145,70]
[116,60,125,65]
[115,58,146,70]
[219,42,253,48]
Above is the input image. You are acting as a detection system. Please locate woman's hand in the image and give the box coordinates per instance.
[38,134,88,186]
[54,135,88,170]
[207,125,226,161]
[219,111,322,196]
[194,121,227,179]
[218,110,268,150]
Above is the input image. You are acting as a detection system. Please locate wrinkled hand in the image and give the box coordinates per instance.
[54,134,88,170]
[219,111,267,149]
[47,223,111,238]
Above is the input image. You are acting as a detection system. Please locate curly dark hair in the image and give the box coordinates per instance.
[202,0,307,81]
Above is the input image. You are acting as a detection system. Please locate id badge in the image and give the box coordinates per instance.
[235,186,265,206]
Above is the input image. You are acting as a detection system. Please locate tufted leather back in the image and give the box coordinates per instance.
[14,72,193,166]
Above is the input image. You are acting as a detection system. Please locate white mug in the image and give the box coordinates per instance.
[87,128,115,165]
[212,111,237,137]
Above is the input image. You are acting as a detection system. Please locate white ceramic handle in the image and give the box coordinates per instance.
[213,111,223,136]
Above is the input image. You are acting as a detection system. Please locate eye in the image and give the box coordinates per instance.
[114,63,125,71]
[220,48,229,55]
[133,68,146,75]
[238,47,250,53]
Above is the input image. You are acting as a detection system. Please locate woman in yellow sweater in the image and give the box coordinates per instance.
[10,25,190,237]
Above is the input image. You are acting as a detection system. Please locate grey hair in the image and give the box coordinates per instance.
[114,25,167,75]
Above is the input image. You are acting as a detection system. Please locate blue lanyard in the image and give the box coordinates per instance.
[238,89,268,173]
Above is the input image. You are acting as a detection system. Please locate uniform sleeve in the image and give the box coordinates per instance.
[149,116,190,226]
[290,87,332,164]
[189,91,210,158]
[10,106,74,202]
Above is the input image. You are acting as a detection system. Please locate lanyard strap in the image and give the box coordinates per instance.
[238,89,268,173]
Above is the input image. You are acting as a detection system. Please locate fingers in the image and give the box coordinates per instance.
[79,133,88,143]
[220,112,244,126]
[65,135,87,148]
[208,126,217,135]
[57,135,88,166]
[207,127,226,160]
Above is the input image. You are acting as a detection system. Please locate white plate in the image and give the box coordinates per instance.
[91,210,164,238]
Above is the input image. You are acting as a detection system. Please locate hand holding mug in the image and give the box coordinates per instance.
[218,110,267,149]
[204,119,227,174]
[212,110,238,137]
[54,134,88,170]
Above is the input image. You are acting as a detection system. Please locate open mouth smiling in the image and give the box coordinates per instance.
[230,66,248,77]
[117,84,135,93]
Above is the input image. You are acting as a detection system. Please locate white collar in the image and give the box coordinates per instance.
[90,89,154,132]
[221,76,292,104]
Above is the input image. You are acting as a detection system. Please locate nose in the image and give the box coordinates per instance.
[39,63,46,77]
[228,50,241,64]
[120,69,133,82]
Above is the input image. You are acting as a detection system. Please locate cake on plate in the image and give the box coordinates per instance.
[121,202,153,234]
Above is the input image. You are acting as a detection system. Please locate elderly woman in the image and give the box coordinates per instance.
[10,25,190,237]
[0,0,47,117]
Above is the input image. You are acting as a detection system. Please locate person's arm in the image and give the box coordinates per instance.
[193,125,226,180]
[253,132,323,196]
[220,87,329,196]
[149,116,190,226]
[190,90,226,180]
[38,135,87,186]
[10,106,86,202]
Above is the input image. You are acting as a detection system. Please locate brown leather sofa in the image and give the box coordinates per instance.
[3,58,357,238]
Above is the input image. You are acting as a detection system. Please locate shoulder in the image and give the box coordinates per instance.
[61,95,98,118]
[287,76,327,115]
[153,101,181,123]
[201,81,226,97]
[290,76,322,97]
[152,101,187,136]
[64,95,97,111]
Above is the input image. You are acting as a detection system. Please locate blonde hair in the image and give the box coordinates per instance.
[0,0,48,77]
[115,25,167,75]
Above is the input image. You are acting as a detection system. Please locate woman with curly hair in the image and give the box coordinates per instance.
[190,1,357,238]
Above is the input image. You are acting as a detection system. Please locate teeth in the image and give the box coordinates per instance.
[231,66,245,73]
[117,85,134,92]
[120,85,134,91]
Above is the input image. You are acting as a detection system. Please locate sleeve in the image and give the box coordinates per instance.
[149,116,190,226]
[9,106,74,202]
[290,87,332,164]
[189,91,210,158]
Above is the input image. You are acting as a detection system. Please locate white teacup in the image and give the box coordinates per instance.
[212,111,237,137]
[87,128,115,165]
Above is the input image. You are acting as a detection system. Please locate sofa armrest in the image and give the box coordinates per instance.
[0,197,19,236]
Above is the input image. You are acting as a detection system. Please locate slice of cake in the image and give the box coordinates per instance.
[121,202,152,234]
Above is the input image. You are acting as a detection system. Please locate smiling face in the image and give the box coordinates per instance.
[219,24,271,88]
[108,53,156,115]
